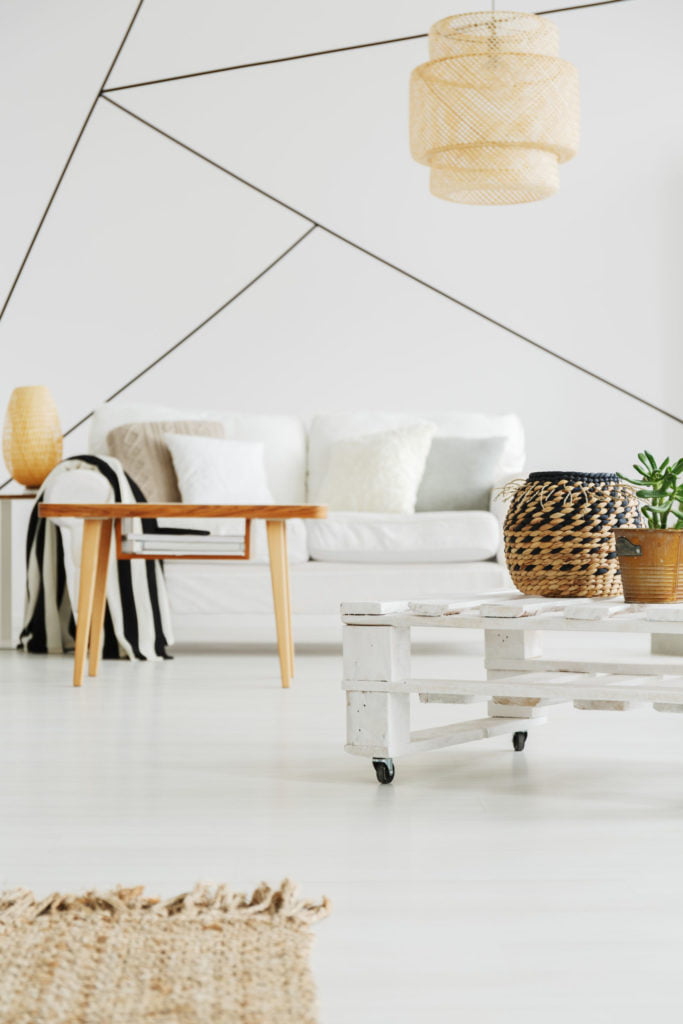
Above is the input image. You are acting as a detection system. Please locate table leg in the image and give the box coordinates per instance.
[280,524,295,674]
[266,520,293,688]
[88,520,113,678]
[0,502,12,649]
[73,519,102,688]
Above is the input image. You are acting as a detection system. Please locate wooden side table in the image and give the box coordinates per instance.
[0,492,37,649]
[39,503,327,688]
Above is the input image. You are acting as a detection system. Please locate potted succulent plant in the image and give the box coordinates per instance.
[615,452,683,603]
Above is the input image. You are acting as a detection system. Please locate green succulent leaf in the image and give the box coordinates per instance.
[623,453,683,529]
[620,473,644,486]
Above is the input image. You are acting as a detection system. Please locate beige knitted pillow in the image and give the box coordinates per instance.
[106,420,225,501]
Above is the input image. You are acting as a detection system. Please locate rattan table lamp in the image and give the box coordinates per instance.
[410,11,580,204]
[2,386,63,488]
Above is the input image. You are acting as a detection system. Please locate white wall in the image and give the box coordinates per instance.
[1,0,682,477]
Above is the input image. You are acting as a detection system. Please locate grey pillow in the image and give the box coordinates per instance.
[415,435,507,512]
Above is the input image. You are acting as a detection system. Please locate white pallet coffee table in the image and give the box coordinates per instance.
[342,592,683,784]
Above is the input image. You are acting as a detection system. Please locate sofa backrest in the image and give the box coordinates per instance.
[88,404,524,507]
[88,403,308,503]
[307,412,525,502]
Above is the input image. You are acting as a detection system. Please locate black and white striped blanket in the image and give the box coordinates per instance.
[20,455,174,661]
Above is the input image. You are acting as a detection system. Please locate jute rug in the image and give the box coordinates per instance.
[0,878,330,1024]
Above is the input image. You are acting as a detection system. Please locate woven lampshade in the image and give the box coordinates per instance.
[2,386,63,488]
[410,11,580,204]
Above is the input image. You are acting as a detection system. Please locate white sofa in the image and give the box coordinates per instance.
[47,404,525,644]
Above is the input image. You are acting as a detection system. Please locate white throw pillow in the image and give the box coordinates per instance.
[164,433,273,504]
[319,422,436,513]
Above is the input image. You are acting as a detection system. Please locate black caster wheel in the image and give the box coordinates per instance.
[372,758,395,784]
[512,731,528,752]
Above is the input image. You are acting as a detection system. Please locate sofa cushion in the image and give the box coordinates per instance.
[307,511,499,563]
[89,403,307,502]
[106,420,225,502]
[165,434,273,504]
[319,422,436,513]
[416,435,507,512]
[307,412,525,502]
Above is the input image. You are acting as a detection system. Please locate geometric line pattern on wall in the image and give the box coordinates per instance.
[60,224,317,440]
[0,0,635,329]
[101,0,633,94]
[0,0,657,496]
[0,0,146,322]
[101,94,682,430]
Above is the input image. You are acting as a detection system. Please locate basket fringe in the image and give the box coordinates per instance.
[493,478,527,503]
[496,477,638,511]
[0,879,330,927]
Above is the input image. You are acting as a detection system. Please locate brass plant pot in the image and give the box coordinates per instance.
[613,528,683,603]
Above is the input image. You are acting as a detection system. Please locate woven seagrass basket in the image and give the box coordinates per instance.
[503,471,644,598]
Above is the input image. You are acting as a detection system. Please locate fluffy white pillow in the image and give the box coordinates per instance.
[164,433,273,504]
[319,422,436,513]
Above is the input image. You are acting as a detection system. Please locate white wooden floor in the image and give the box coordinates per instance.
[2,633,683,1023]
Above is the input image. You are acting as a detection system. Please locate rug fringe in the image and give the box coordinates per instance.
[0,879,330,927]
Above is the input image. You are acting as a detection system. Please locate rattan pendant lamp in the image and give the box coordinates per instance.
[409,7,580,204]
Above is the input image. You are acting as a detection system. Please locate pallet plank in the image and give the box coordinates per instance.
[484,655,683,676]
[573,699,641,711]
[345,672,683,703]
[344,715,545,758]
[408,598,481,617]
[409,592,519,617]
[419,693,483,704]
[563,599,640,621]
[644,605,683,622]
[340,600,410,615]
[480,597,579,619]
[488,697,567,718]
[342,612,683,634]
[408,717,544,753]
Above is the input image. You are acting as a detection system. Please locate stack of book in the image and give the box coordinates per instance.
[121,533,246,556]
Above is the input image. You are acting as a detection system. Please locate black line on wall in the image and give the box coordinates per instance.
[323,230,680,422]
[101,0,633,94]
[0,0,146,323]
[102,34,429,93]
[102,95,314,223]
[0,0,652,492]
[0,225,315,488]
[102,96,682,428]
[60,225,317,440]
[538,0,631,12]
[0,222,308,489]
